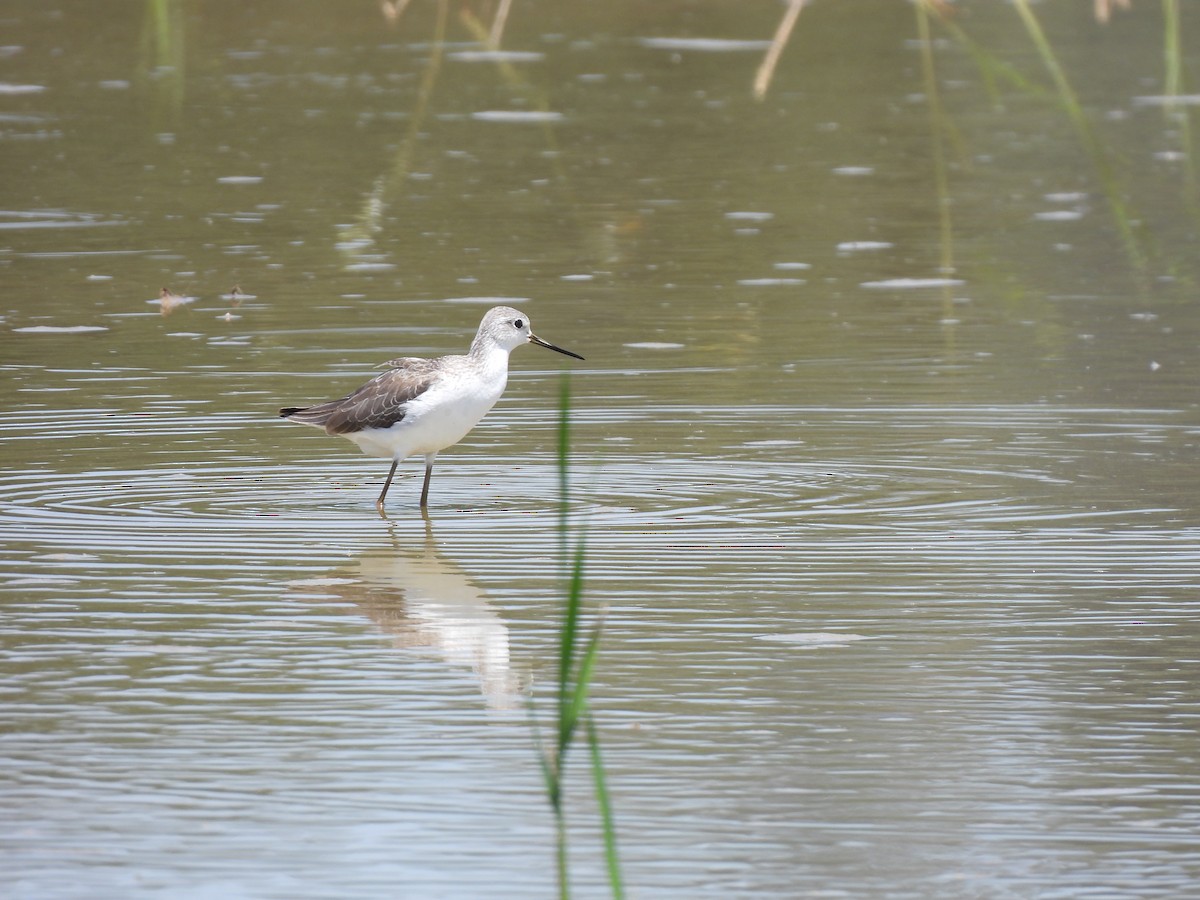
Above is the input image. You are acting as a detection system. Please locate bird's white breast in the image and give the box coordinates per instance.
[347,350,509,461]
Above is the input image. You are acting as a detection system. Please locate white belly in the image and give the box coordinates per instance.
[345,366,506,461]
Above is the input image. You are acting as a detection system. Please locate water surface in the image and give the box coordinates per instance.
[3,2,1200,897]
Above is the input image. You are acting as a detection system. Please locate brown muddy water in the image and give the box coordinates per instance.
[3,2,1199,897]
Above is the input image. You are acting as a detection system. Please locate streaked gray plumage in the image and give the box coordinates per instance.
[280,358,441,435]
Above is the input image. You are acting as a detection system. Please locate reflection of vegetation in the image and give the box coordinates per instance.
[343,0,573,263]
[1163,0,1183,99]
[915,2,956,280]
[906,0,1155,278]
[915,2,961,340]
[338,0,449,254]
[456,6,570,177]
[749,0,1188,283]
[532,377,624,900]
[139,0,185,119]
[1161,0,1199,216]
[1005,0,1150,275]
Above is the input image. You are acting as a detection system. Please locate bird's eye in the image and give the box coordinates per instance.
[514,319,524,329]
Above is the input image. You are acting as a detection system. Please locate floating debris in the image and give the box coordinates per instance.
[380,0,411,24]
[154,287,195,315]
[223,285,255,304]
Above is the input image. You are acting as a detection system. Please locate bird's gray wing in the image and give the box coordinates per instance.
[378,355,426,370]
[281,358,442,435]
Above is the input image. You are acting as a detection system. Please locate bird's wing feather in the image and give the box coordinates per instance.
[378,355,425,370]
[280,358,442,435]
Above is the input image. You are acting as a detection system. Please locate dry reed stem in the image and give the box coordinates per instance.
[753,0,806,100]
[489,0,514,48]
[1094,0,1132,24]
[380,0,412,25]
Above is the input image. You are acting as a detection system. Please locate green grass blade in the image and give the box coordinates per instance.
[557,373,571,528]
[527,692,562,811]
[586,716,625,900]
[546,369,621,898]
[566,606,607,739]
[555,373,578,736]
[557,537,587,754]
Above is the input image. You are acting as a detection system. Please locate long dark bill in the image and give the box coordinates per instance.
[530,334,585,360]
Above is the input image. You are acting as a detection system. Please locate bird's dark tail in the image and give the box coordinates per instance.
[279,401,346,429]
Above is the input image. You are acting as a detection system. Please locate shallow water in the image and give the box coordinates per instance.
[3,2,1200,898]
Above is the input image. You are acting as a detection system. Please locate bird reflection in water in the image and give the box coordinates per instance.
[308,520,521,710]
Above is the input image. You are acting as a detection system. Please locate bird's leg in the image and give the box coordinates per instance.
[419,456,435,508]
[376,460,399,516]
